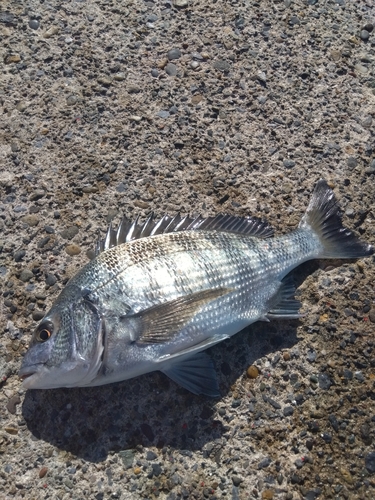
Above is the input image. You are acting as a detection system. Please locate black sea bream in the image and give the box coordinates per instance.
[19,180,373,396]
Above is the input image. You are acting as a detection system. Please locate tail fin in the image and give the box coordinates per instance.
[299,180,374,259]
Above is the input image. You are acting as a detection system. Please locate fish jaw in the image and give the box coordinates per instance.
[19,358,100,389]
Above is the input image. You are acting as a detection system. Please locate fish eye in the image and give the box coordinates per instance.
[36,322,54,342]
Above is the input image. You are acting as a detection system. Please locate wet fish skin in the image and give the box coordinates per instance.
[19,180,373,396]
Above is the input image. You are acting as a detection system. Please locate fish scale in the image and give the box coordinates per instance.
[19,180,373,396]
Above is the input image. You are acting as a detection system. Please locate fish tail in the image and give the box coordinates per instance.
[299,179,374,259]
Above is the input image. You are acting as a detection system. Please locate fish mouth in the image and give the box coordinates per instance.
[19,365,43,389]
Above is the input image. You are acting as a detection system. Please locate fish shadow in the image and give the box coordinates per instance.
[21,265,318,463]
[21,322,299,462]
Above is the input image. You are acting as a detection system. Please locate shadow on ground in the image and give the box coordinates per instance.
[22,320,299,462]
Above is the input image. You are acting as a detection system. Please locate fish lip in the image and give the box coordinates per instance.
[18,364,44,388]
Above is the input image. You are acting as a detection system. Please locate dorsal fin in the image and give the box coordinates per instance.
[95,213,274,255]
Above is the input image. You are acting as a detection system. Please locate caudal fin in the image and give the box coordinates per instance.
[299,180,374,259]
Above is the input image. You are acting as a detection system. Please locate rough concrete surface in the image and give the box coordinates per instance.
[1,0,375,499]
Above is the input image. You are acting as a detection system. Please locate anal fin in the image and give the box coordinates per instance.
[161,352,220,397]
[267,275,302,320]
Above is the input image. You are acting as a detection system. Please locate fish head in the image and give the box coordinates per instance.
[19,285,103,389]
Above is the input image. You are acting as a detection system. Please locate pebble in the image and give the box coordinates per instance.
[151,69,159,77]
[318,373,332,390]
[258,457,272,469]
[19,269,34,282]
[362,116,372,128]
[283,160,295,168]
[247,365,259,379]
[39,467,48,478]
[13,250,26,262]
[157,110,170,119]
[360,30,370,41]
[65,244,81,256]
[283,406,294,417]
[45,273,57,286]
[165,63,177,76]
[167,48,181,60]
[6,394,21,415]
[190,61,200,70]
[66,95,78,106]
[118,450,135,469]
[32,311,45,321]
[213,60,231,72]
[21,214,39,226]
[4,426,18,435]
[365,452,375,473]
[232,476,242,486]
[4,54,21,64]
[346,156,357,169]
[29,189,45,201]
[146,450,157,460]
[60,226,79,240]
[29,19,39,30]
[173,0,189,6]
[262,490,274,500]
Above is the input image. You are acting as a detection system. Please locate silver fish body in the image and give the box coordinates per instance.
[19,180,373,396]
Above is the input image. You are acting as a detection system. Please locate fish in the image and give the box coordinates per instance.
[19,180,373,396]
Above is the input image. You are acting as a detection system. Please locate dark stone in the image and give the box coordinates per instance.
[146,451,157,460]
[213,60,231,72]
[45,273,57,286]
[13,250,26,262]
[365,452,375,473]
[347,156,357,168]
[283,406,294,417]
[258,457,272,469]
[318,373,332,390]
[152,463,162,476]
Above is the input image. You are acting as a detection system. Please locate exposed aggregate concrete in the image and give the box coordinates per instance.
[1,0,375,499]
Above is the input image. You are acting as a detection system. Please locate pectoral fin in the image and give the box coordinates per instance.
[130,288,232,344]
[161,352,220,397]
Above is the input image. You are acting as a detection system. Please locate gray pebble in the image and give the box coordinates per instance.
[152,463,162,476]
[365,452,375,473]
[354,371,364,382]
[213,60,231,72]
[32,311,45,321]
[19,269,34,282]
[29,190,45,201]
[360,30,370,41]
[165,63,177,76]
[45,273,57,286]
[289,16,300,26]
[363,23,374,33]
[173,0,189,6]
[151,68,158,77]
[232,476,242,486]
[29,19,39,30]
[318,373,332,390]
[60,226,79,240]
[157,110,170,119]
[283,160,296,168]
[295,458,304,469]
[307,350,317,363]
[190,61,200,70]
[167,48,181,60]
[146,450,157,460]
[258,457,271,469]
[118,450,135,469]
[283,406,294,417]
[347,156,357,169]
[362,116,372,128]
[66,95,78,106]
[13,250,26,262]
